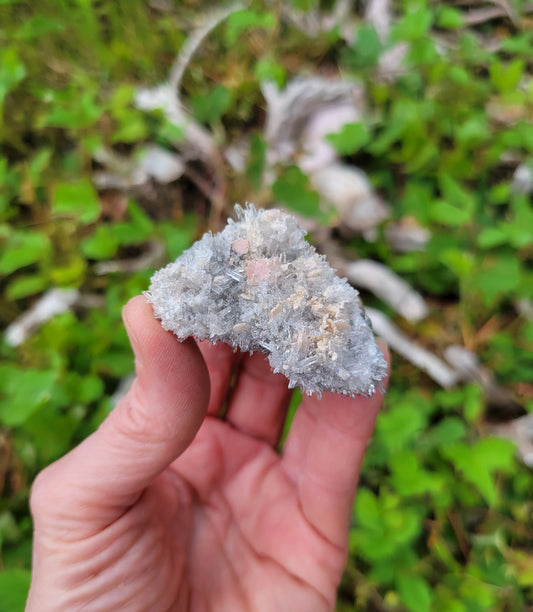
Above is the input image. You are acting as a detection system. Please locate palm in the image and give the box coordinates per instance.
[153,417,343,610]
[27,297,387,612]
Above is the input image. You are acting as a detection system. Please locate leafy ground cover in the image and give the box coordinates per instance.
[1,1,533,610]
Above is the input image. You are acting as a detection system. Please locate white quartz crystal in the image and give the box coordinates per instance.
[147,205,387,397]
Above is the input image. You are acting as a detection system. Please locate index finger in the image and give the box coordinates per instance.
[197,340,240,416]
[225,352,293,446]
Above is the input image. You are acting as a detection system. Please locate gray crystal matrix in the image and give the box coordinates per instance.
[147,205,387,397]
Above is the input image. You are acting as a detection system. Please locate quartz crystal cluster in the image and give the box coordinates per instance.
[147,205,387,397]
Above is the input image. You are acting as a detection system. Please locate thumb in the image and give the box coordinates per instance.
[31,295,210,532]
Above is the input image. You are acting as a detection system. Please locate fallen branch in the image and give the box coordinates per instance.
[5,289,79,347]
[93,145,184,190]
[342,260,429,322]
[366,307,458,388]
[168,2,245,102]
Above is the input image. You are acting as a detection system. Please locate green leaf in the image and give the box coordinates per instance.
[507,194,533,247]
[290,0,319,9]
[225,9,275,46]
[427,417,466,446]
[369,99,418,155]
[272,166,320,217]
[95,350,134,377]
[400,180,434,224]
[500,34,533,56]
[397,574,433,612]
[42,90,102,129]
[407,37,439,66]
[0,230,51,275]
[63,373,104,404]
[109,85,136,109]
[477,227,507,249]
[52,178,100,224]
[442,438,515,505]
[437,6,464,29]
[392,6,433,41]
[22,403,79,464]
[488,182,510,205]
[254,57,286,88]
[390,450,441,497]
[438,248,474,278]
[279,388,302,447]
[81,225,119,260]
[326,122,370,155]
[6,274,48,300]
[29,148,53,181]
[0,366,57,426]
[50,255,86,287]
[13,15,64,39]
[190,86,231,124]
[352,490,423,562]
[376,401,428,453]
[455,115,489,147]
[520,121,533,153]
[343,25,382,69]
[448,64,470,86]
[439,174,475,211]
[111,200,154,247]
[159,216,197,261]
[246,134,266,189]
[474,256,520,304]
[0,569,31,612]
[111,109,149,143]
[157,119,185,144]
[490,59,525,94]
[354,488,381,531]
[0,48,26,105]
[429,200,471,226]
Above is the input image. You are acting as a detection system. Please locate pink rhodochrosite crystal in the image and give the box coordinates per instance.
[147,205,387,397]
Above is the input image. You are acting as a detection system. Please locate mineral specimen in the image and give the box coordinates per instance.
[147,205,387,397]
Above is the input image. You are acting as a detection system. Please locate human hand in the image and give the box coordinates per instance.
[27,295,389,612]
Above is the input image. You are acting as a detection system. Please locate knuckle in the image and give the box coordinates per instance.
[113,381,155,441]
[111,381,179,447]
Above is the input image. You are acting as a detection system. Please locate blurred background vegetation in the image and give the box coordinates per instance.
[1,0,533,610]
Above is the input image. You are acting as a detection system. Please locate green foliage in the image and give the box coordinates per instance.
[159,215,197,261]
[272,165,320,217]
[52,179,100,225]
[0,48,26,108]
[392,5,433,42]
[225,9,275,46]
[246,134,267,190]
[0,230,50,275]
[190,86,232,125]
[0,366,58,427]
[342,26,382,70]
[327,122,370,156]
[1,1,533,609]
[0,569,31,612]
[254,56,286,88]
[396,574,433,612]
[354,385,526,610]
[436,6,464,30]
